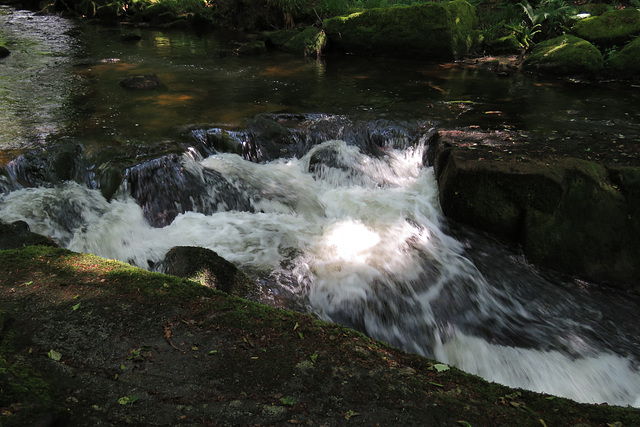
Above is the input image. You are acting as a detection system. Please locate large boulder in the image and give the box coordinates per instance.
[322,0,479,60]
[607,36,640,77]
[160,246,257,298]
[431,135,640,293]
[571,8,640,47]
[524,35,603,75]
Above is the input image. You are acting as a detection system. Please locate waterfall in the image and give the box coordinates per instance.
[1,138,639,408]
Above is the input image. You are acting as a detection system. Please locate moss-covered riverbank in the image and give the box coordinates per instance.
[1,245,639,426]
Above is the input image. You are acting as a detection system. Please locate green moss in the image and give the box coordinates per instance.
[524,34,603,75]
[572,8,640,47]
[323,0,478,59]
[607,36,640,75]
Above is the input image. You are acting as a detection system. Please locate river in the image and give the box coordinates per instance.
[1,5,639,408]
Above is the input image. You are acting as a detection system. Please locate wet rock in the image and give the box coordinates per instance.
[121,33,142,42]
[119,74,162,90]
[322,0,479,60]
[572,8,640,47]
[125,154,252,227]
[236,40,267,56]
[524,35,603,75]
[0,220,58,250]
[160,246,257,298]
[430,132,640,294]
[4,144,87,188]
[0,46,10,58]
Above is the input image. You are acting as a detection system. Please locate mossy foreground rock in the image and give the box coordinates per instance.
[323,0,478,59]
[524,34,603,75]
[572,8,640,47]
[160,245,257,298]
[1,246,639,426]
[431,136,640,293]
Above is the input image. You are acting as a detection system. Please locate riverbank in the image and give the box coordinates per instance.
[1,245,639,426]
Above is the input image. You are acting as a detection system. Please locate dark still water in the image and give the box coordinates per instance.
[1,6,639,408]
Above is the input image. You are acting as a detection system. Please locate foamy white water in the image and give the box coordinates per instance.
[1,140,639,407]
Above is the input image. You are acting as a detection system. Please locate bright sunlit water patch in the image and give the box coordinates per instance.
[323,220,381,262]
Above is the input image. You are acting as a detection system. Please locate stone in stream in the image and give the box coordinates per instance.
[119,74,162,90]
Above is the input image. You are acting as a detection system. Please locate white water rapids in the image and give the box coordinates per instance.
[1,140,639,408]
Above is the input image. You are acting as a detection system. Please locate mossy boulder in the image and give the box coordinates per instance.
[571,8,640,47]
[431,137,640,293]
[263,27,326,56]
[322,0,479,60]
[282,26,327,57]
[160,246,258,298]
[263,29,299,49]
[485,33,521,54]
[607,36,640,76]
[524,35,603,75]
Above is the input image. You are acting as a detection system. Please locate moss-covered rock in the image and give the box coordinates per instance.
[485,33,521,55]
[524,34,603,75]
[281,26,327,57]
[571,8,640,47]
[431,137,640,293]
[607,36,640,76]
[160,246,258,298]
[322,0,479,60]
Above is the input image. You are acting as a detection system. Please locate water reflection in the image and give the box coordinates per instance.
[0,6,81,150]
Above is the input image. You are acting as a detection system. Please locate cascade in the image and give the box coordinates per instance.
[1,123,639,407]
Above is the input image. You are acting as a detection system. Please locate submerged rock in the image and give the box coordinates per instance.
[236,40,267,56]
[524,35,603,75]
[160,246,257,298]
[322,0,479,60]
[119,74,162,90]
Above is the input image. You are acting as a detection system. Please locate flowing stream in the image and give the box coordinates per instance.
[1,6,639,408]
